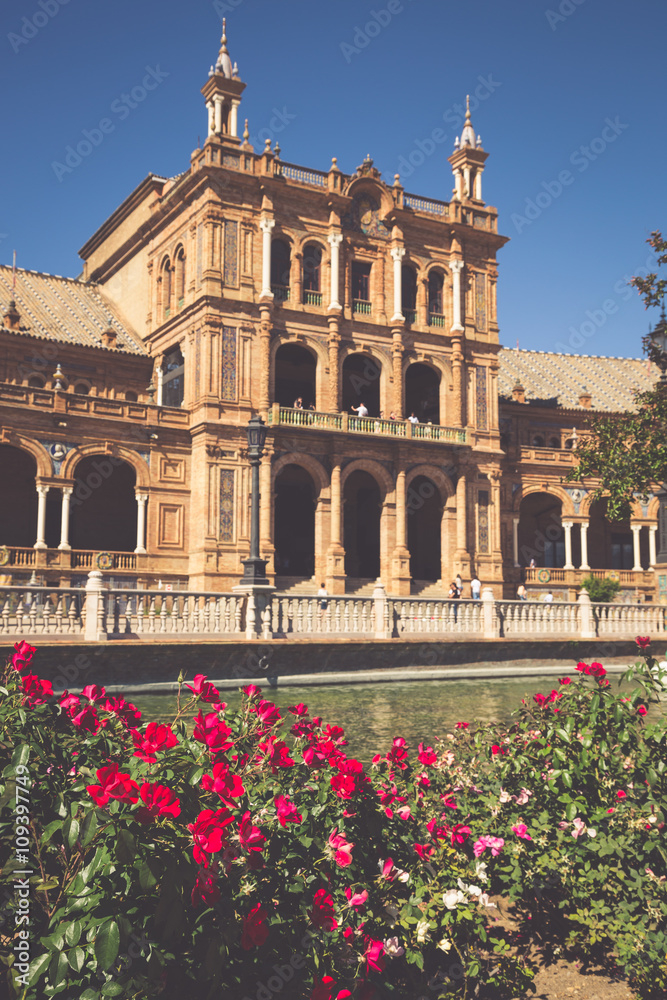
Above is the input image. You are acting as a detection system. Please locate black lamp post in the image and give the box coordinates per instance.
[241,415,269,585]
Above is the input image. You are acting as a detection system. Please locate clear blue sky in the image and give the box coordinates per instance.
[1,0,664,358]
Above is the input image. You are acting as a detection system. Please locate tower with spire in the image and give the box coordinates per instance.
[448,96,488,202]
[201,19,246,143]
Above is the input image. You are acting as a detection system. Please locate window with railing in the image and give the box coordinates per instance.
[352,261,372,314]
[302,243,322,305]
[401,264,417,324]
[428,271,445,327]
[162,346,184,408]
[271,239,291,303]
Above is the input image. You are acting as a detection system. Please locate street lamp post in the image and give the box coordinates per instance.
[241,415,269,586]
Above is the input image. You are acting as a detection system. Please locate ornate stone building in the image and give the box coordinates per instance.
[0,25,659,601]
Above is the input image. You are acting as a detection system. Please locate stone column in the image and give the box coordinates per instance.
[454,471,471,577]
[392,330,404,416]
[390,246,405,324]
[450,259,465,333]
[580,521,590,570]
[156,364,164,407]
[489,470,502,561]
[259,218,275,299]
[207,101,215,137]
[649,524,657,568]
[512,516,520,567]
[260,448,274,578]
[327,232,343,309]
[451,336,463,428]
[58,487,73,551]
[258,306,272,418]
[135,493,148,555]
[214,96,223,135]
[34,485,49,551]
[327,314,341,412]
[562,520,574,570]
[392,463,410,595]
[326,457,345,593]
[631,523,642,572]
[230,100,240,138]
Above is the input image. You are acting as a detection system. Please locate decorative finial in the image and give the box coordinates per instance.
[274,141,281,158]
[476,135,482,148]
[243,118,249,142]
[454,136,460,149]
[465,95,471,120]
[220,18,228,52]
[53,363,65,391]
[264,137,272,151]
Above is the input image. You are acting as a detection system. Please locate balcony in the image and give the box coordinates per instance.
[271,285,290,302]
[525,566,655,591]
[303,290,322,306]
[353,299,372,316]
[403,309,417,326]
[0,546,143,575]
[268,405,469,444]
[429,313,446,328]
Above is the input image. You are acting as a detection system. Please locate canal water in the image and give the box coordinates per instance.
[132,676,578,761]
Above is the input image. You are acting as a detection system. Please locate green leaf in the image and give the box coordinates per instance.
[80,809,98,847]
[63,817,80,851]
[101,984,124,997]
[49,950,69,987]
[79,991,99,1000]
[68,946,85,973]
[116,829,135,865]
[65,920,83,947]
[11,744,30,769]
[185,765,204,786]
[137,859,158,891]
[81,846,106,885]
[26,951,51,987]
[95,919,120,972]
[41,820,64,846]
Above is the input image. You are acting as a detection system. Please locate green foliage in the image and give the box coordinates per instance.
[579,574,621,603]
[0,645,666,999]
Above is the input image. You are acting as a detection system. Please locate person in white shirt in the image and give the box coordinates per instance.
[317,583,328,616]
[543,591,553,603]
[408,412,419,424]
[470,576,481,599]
[351,403,368,417]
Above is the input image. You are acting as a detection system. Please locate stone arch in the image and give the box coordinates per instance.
[272,452,329,495]
[405,464,454,503]
[60,445,150,490]
[271,336,326,410]
[8,436,53,480]
[647,495,660,520]
[341,458,393,498]
[512,483,574,518]
[340,349,387,416]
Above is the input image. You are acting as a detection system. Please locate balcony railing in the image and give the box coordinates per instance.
[269,406,469,444]
[524,567,654,587]
[429,313,446,328]
[303,290,322,306]
[353,299,372,315]
[0,547,141,574]
[271,285,290,302]
[403,309,416,325]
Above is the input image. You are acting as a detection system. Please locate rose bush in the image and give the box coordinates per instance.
[0,639,665,999]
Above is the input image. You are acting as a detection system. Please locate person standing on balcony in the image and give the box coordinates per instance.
[294,397,303,409]
[351,402,368,417]
[470,576,481,599]
[542,591,553,603]
[408,412,419,425]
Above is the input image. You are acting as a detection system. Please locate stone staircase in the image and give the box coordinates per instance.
[410,579,451,598]
[344,578,379,596]
[274,576,319,595]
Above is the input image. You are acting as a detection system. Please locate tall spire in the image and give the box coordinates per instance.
[460,95,477,148]
[215,18,233,79]
[448,95,489,203]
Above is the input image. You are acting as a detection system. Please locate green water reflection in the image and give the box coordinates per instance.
[133,677,566,761]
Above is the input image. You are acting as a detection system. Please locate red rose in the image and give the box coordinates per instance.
[11,641,36,672]
[636,636,651,649]
[136,782,181,824]
[310,888,338,930]
[241,903,269,949]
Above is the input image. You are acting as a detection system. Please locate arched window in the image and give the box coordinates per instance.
[351,261,372,314]
[549,436,561,449]
[428,271,445,326]
[73,382,90,396]
[27,375,45,388]
[175,247,186,308]
[160,258,172,320]
[125,390,138,402]
[532,435,545,447]
[271,240,291,302]
[302,244,322,305]
[162,346,184,407]
[401,265,417,324]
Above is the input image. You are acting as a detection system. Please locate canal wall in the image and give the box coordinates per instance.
[14,638,661,693]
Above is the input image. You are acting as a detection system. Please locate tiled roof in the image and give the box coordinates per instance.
[0,266,146,356]
[498,347,657,412]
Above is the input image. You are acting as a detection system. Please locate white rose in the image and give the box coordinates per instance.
[416,919,430,944]
[437,937,452,952]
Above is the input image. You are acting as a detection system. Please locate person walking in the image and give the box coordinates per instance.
[542,591,553,603]
[449,580,460,623]
[470,576,481,599]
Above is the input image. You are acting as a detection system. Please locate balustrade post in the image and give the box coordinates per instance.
[373,580,390,638]
[34,485,49,551]
[481,587,498,638]
[578,588,596,639]
[84,570,108,642]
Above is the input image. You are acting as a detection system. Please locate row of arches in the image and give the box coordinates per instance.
[270,238,447,322]
[1,445,138,552]
[275,464,443,581]
[275,343,442,422]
